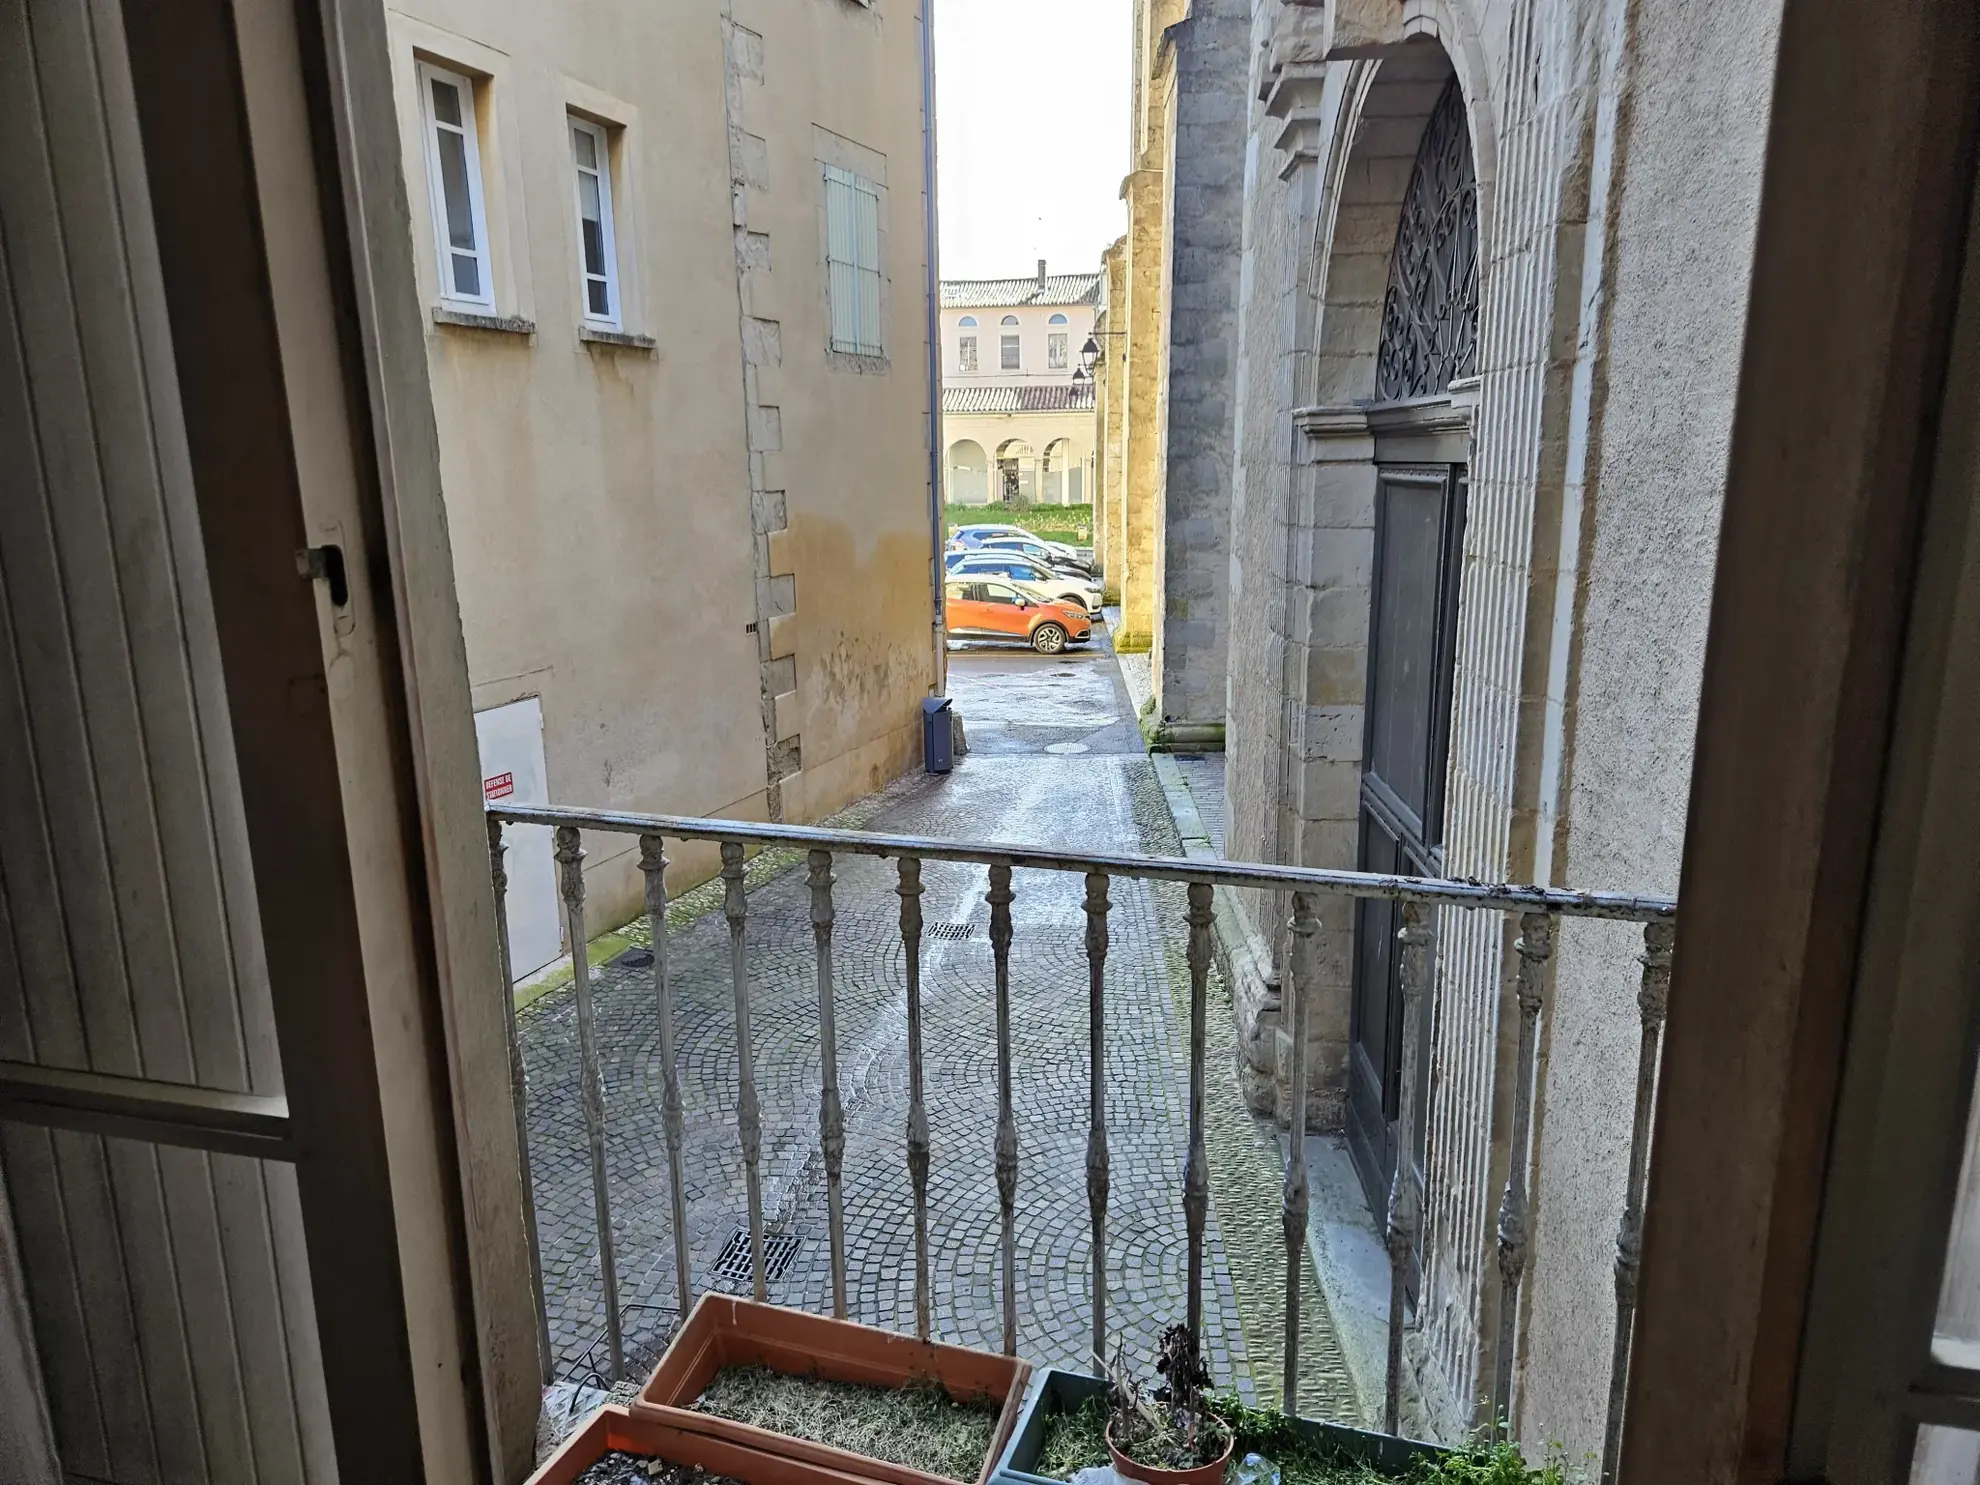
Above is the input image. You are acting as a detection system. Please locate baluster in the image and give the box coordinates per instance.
[1601,920,1675,1484]
[1282,891,1318,1413]
[1085,872,1112,1369]
[1493,910,1556,1433]
[1385,900,1435,1433]
[1183,882,1212,1341]
[723,841,767,1300]
[490,818,554,1383]
[810,851,849,1318]
[899,858,932,1340]
[988,862,1018,1356]
[640,834,692,1323]
[555,826,623,1380]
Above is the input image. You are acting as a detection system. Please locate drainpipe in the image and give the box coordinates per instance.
[919,0,945,696]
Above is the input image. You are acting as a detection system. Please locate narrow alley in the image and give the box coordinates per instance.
[516,633,1359,1417]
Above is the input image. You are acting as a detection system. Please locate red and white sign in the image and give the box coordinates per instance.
[483,771,515,801]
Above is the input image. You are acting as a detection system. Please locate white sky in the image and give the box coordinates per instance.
[933,0,1132,282]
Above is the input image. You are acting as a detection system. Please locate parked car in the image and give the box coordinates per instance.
[950,523,1098,575]
[972,536,1098,579]
[947,553,1104,615]
[943,579,1091,654]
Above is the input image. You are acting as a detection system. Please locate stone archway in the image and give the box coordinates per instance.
[995,439,1037,504]
[1042,438,1081,504]
[947,438,989,505]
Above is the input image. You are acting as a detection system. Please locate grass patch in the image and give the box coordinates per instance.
[692,1364,999,1483]
[945,503,1094,548]
[1030,1397,1568,1485]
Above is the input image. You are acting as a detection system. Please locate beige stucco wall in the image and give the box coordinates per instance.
[941,299,1097,387]
[387,0,936,928]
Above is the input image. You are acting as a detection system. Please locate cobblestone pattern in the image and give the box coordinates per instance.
[516,757,1260,1390]
[1173,755,1227,857]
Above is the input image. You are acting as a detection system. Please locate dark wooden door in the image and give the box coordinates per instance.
[1346,464,1467,1227]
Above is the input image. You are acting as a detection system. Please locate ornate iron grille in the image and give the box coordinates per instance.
[1374,76,1479,402]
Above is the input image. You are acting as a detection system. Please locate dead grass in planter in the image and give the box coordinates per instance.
[574,1453,744,1485]
[692,1365,999,1483]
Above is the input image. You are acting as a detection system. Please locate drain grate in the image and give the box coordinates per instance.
[927,922,975,941]
[710,1229,800,1288]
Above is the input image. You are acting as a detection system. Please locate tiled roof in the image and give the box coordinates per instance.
[940,273,1102,309]
[943,384,1096,414]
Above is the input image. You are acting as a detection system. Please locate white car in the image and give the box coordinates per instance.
[947,553,1104,615]
[950,524,1098,576]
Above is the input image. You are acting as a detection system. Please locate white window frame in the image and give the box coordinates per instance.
[959,335,978,373]
[824,164,884,357]
[1048,313,1069,370]
[568,115,621,327]
[1000,315,1020,371]
[417,61,494,310]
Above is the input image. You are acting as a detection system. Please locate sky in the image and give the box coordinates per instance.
[933,0,1132,282]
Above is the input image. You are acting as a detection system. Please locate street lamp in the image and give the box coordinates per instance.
[1079,335,1101,375]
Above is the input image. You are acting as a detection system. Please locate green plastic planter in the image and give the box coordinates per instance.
[992,1369,1447,1485]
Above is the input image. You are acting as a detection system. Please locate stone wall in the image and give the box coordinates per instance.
[1515,0,1780,1457]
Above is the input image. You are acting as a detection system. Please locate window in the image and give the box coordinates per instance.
[945,583,966,605]
[1001,314,1020,371]
[824,164,883,356]
[959,336,978,372]
[1048,313,1069,370]
[417,62,493,307]
[958,316,977,326]
[981,582,1023,606]
[569,116,619,325]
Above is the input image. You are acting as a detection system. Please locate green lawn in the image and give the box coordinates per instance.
[945,502,1095,549]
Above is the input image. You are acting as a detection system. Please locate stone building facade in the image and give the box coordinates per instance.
[1132,0,1783,1457]
[385,0,942,942]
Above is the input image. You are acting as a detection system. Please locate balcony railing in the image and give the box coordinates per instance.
[487,803,1675,1478]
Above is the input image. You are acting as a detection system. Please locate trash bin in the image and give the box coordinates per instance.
[922,696,953,774]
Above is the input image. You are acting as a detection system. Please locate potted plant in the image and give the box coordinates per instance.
[996,1359,1564,1485]
[634,1295,1031,1485]
[1098,1328,1232,1485]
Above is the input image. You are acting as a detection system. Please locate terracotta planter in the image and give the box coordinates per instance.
[634,1294,1031,1485]
[1104,1417,1233,1485]
[527,1404,888,1485]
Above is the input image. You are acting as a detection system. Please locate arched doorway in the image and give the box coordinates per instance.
[1344,69,1480,1221]
[995,438,1037,504]
[947,439,989,504]
[1042,438,1081,504]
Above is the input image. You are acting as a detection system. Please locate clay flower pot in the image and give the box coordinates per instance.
[1104,1416,1235,1485]
[527,1404,884,1485]
[634,1295,1031,1485]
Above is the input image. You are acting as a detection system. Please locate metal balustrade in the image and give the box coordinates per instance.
[487,802,1675,1472]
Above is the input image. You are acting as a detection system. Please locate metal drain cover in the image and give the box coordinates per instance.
[927,922,975,941]
[711,1229,800,1288]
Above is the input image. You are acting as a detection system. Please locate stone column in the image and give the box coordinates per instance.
[1117,164,1167,655]
[1146,0,1248,751]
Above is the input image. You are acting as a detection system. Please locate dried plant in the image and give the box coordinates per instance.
[1101,1327,1229,1471]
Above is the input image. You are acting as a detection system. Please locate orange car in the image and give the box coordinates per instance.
[944,579,1092,654]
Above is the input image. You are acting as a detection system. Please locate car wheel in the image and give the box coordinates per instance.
[1032,622,1067,655]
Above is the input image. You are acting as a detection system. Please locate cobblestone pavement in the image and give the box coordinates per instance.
[516,629,1354,1420]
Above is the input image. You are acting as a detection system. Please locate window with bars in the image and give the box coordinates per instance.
[569,116,619,325]
[418,62,493,307]
[959,336,978,372]
[824,164,883,356]
[1048,333,1068,370]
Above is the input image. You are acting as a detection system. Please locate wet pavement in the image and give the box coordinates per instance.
[516,623,1357,1418]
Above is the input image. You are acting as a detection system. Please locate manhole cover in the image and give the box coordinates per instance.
[711,1229,800,1288]
[927,922,975,941]
[616,946,655,968]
